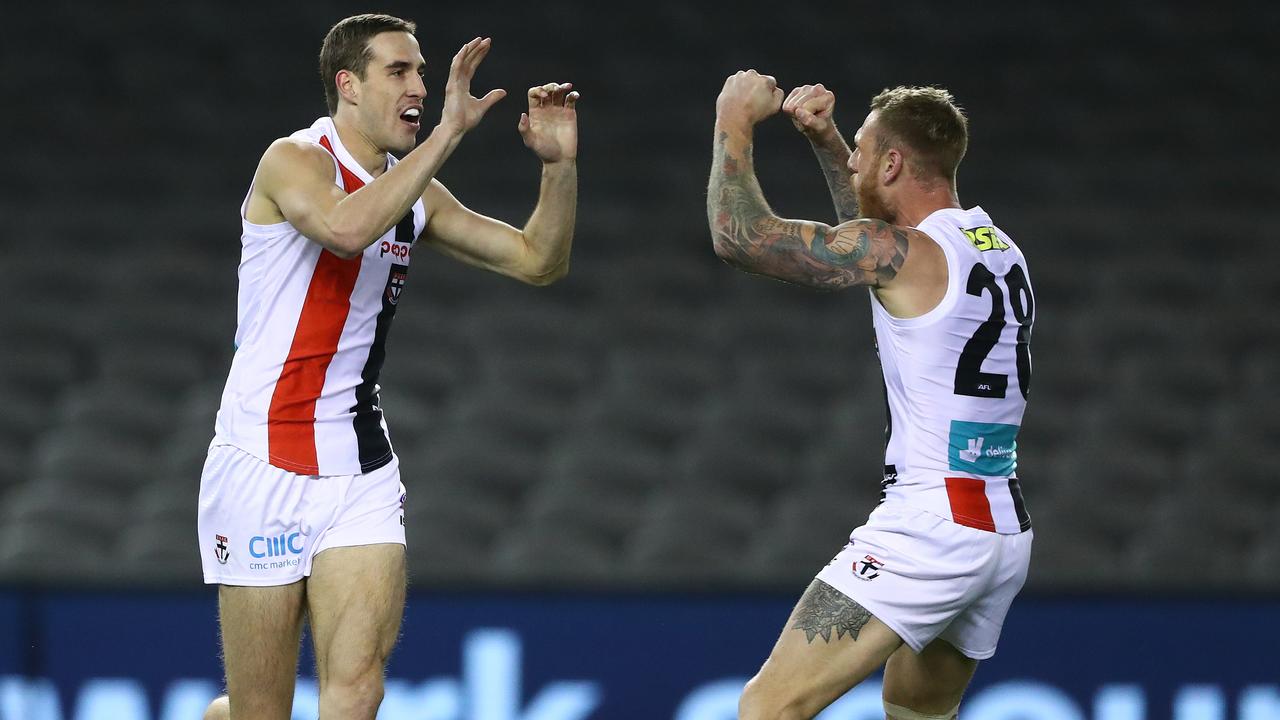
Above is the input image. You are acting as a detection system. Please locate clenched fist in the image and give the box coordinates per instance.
[716,70,784,128]
[782,83,838,143]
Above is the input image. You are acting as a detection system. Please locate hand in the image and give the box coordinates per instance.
[519,82,579,163]
[783,84,838,142]
[715,70,784,128]
[440,37,507,135]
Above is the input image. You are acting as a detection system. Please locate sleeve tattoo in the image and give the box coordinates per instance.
[790,579,874,643]
[811,141,859,223]
[707,131,908,290]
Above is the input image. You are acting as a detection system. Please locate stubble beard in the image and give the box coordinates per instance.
[856,179,897,225]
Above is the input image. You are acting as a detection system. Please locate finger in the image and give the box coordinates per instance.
[553,82,573,105]
[449,39,475,75]
[465,37,493,74]
[772,86,785,108]
[783,87,804,113]
[762,74,778,89]
[565,90,579,109]
[527,85,548,109]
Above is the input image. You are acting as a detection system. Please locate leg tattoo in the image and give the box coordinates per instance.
[791,579,874,643]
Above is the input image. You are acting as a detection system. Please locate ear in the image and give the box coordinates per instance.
[335,68,360,107]
[882,148,904,185]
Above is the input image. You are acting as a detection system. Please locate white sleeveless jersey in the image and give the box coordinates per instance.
[213,117,426,476]
[872,206,1034,534]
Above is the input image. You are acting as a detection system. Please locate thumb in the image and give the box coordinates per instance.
[480,88,507,111]
[517,112,530,136]
[796,107,816,126]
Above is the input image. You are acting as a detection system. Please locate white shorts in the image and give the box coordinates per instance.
[197,443,406,586]
[815,502,1032,660]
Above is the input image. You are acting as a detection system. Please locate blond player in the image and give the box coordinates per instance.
[198,14,578,719]
[708,74,1035,719]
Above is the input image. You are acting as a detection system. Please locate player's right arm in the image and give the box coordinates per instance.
[781,84,858,223]
[245,38,504,259]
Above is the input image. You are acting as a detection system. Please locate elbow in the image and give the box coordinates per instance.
[710,229,743,268]
[316,221,367,259]
[522,257,570,286]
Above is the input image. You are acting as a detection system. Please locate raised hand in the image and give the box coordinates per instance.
[783,84,838,142]
[519,83,579,164]
[440,37,507,135]
[715,70,784,128]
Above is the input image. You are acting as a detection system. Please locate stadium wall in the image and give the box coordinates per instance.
[0,591,1277,719]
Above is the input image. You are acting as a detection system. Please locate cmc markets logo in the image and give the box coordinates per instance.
[249,532,304,559]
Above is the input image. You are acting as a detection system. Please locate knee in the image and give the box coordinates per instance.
[884,699,959,720]
[738,675,811,720]
[321,670,385,718]
[202,696,230,720]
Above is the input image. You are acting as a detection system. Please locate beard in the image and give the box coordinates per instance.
[855,173,898,224]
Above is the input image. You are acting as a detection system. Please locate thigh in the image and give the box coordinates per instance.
[218,582,307,720]
[882,639,978,715]
[306,543,407,687]
[748,579,904,717]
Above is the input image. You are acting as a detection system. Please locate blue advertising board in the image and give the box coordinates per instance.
[0,591,1277,719]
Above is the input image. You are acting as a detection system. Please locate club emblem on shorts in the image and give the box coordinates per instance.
[853,554,884,581]
[214,534,230,565]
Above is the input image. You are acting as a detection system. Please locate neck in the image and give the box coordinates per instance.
[893,183,962,227]
[331,111,389,178]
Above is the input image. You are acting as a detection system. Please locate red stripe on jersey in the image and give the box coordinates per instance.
[265,134,366,474]
[319,135,365,194]
[944,477,997,532]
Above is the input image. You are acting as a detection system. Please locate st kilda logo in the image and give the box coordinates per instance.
[385,267,409,306]
[214,534,231,565]
[853,554,884,581]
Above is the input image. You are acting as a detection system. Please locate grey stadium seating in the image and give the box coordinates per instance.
[0,1,1276,594]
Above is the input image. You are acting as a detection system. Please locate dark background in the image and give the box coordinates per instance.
[0,1,1276,595]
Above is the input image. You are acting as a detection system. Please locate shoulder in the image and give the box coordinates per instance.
[258,137,336,177]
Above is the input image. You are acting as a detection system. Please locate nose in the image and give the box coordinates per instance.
[410,73,426,99]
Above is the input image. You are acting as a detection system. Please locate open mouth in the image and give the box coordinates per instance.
[399,107,421,129]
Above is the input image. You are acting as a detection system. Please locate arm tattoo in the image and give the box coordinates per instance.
[707,130,908,290]
[790,579,874,643]
[811,140,859,223]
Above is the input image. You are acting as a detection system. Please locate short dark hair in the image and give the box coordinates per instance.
[319,14,417,115]
[869,86,969,184]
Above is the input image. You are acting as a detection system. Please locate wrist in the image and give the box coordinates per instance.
[807,125,842,148]
[434,120,466,141]
[715,115,755,139]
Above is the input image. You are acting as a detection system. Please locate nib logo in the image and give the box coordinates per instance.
[960,437,984,463]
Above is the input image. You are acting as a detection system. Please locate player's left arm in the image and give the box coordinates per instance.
[707,71,917,290]
[423,83,578,286]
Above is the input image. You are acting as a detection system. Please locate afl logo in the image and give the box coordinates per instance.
[385,269,408,306]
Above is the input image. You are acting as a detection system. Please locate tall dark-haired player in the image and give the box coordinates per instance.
[708,74,1034,719]
[198,14,578,720]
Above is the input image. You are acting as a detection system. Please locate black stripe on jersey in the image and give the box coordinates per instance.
[878,464,899,505]
[351,212,414,473]
[1009,477,1032,531]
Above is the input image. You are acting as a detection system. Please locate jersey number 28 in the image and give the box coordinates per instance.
[954,262,1033,400]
